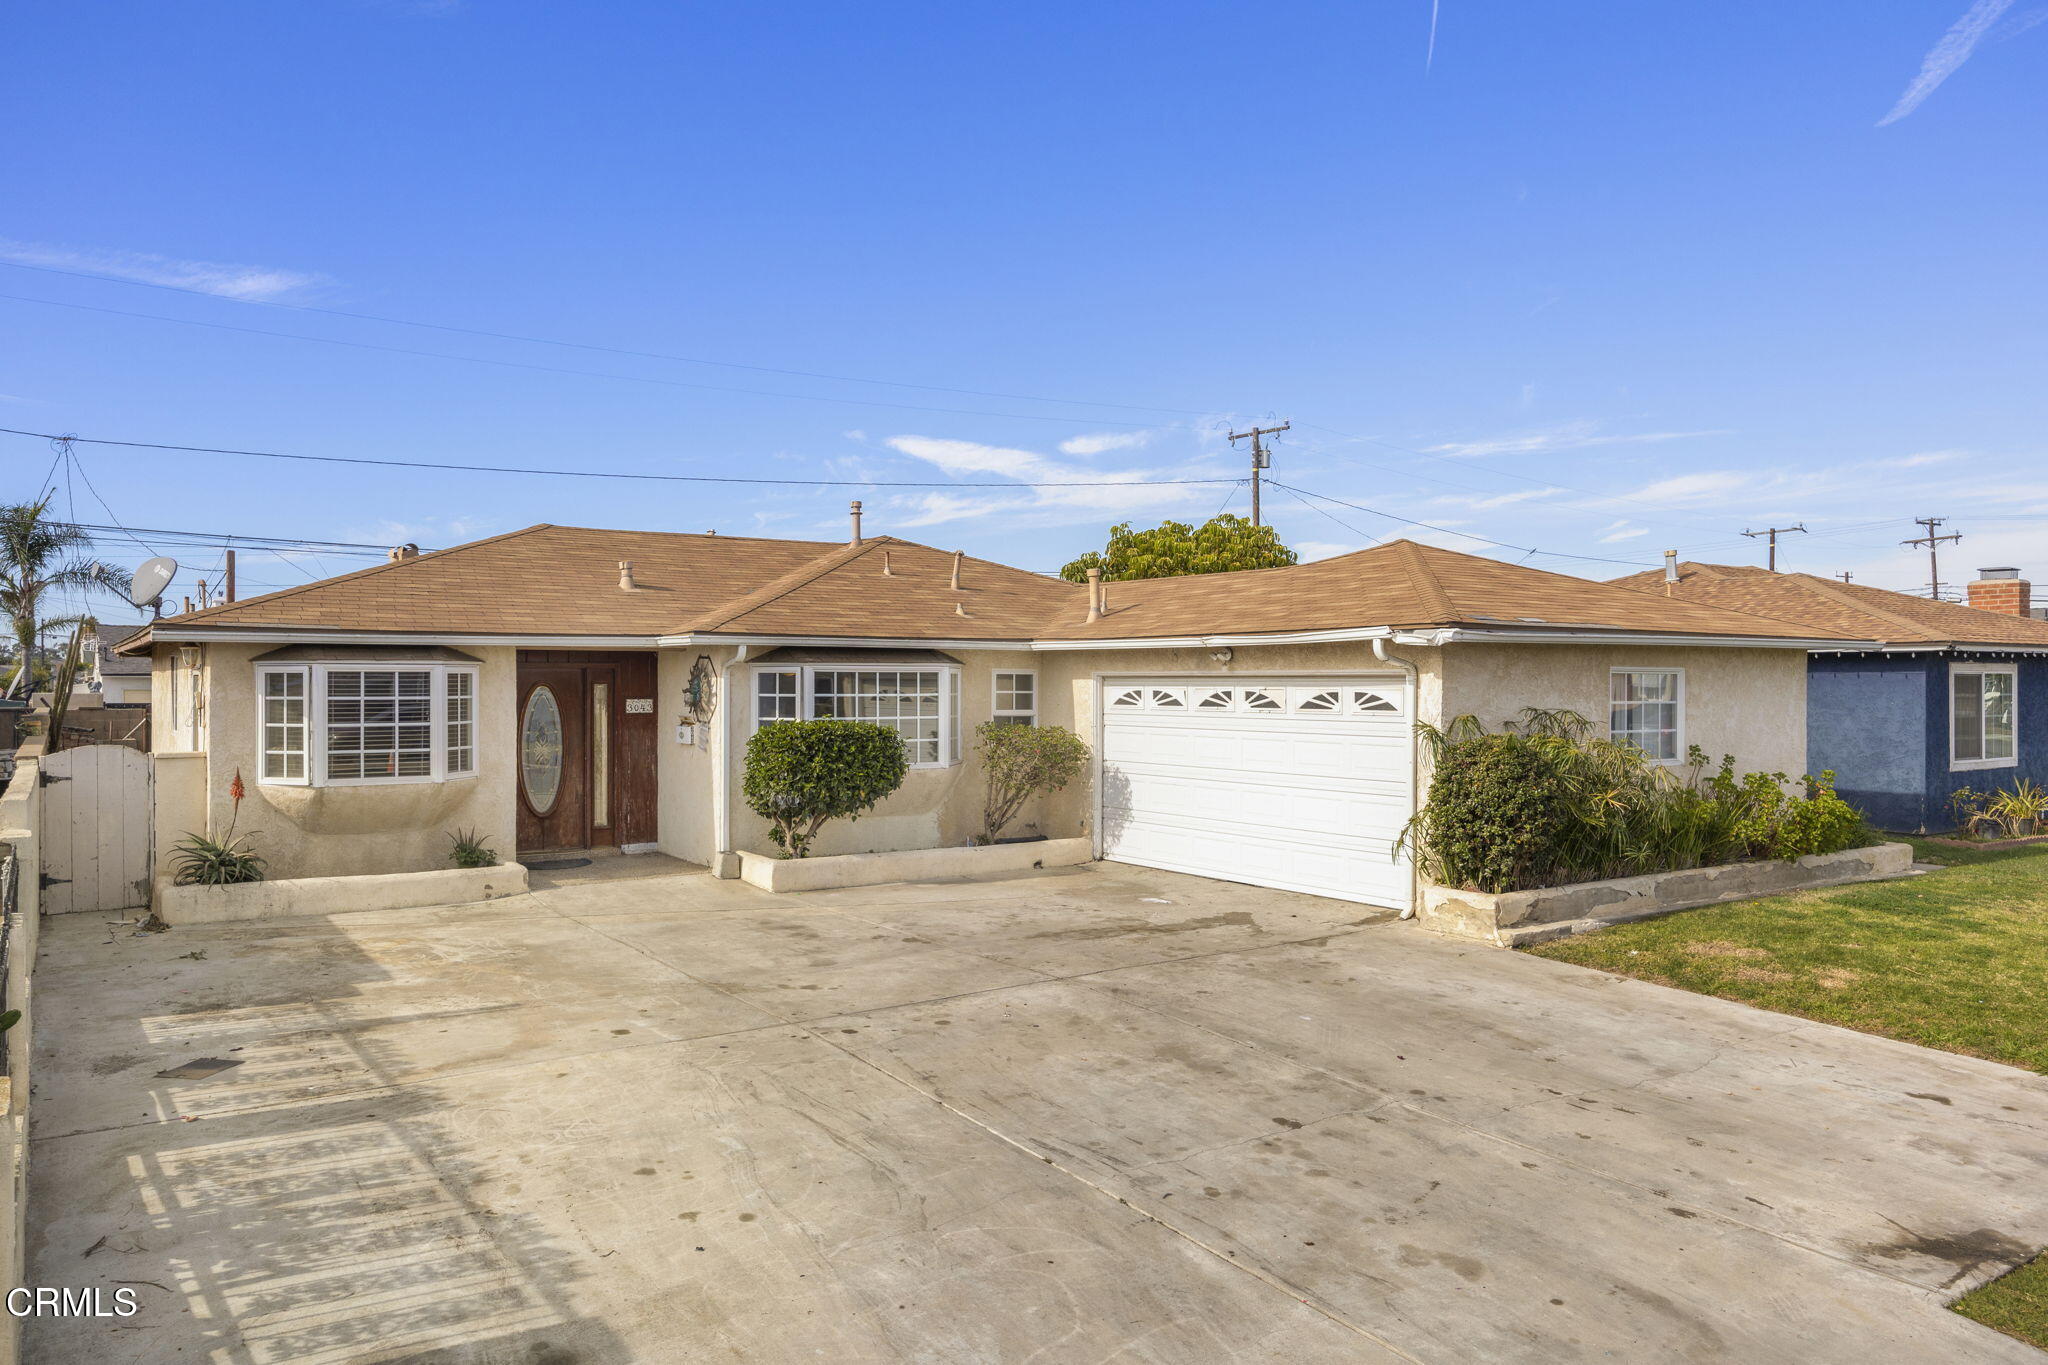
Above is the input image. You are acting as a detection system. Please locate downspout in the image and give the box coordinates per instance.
[711,643,751,877]
[1373,637,1422,919]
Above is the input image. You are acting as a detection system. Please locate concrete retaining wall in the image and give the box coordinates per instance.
[157,862,529,926]
[739,837,1094,893]
[1418,842,1918,947]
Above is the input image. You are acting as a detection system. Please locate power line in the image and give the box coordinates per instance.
[0,425,1237,490]
[56,521,410,552]
[0,258,1207,419]
[1267,479,1659,567]
[0,292,1162,428]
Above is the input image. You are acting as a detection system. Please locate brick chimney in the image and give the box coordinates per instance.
[1966,567,2031,616]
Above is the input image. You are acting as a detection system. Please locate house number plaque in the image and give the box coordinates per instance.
[624,698,654,714]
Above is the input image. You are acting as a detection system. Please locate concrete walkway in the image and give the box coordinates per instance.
[24,861,2048,1363]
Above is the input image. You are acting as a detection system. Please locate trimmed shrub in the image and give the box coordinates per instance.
[974,721,1090,844]
[1402,710,1873,893]
[744,719,908,858]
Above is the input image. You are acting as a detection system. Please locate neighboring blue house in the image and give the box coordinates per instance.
[1612,561,2048,832]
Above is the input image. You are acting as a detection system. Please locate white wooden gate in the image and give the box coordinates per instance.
[40,744,153,914]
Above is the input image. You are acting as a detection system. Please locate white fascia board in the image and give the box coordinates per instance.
[1030,626,1403,651]
[147,626,663,648]
[1812,642,2048,656]
[1419,627,1880,650]
[658,632,1037,650]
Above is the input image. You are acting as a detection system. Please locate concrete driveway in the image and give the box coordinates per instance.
[25,859,2048,1363]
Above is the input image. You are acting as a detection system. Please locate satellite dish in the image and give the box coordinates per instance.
[130,556,177,608]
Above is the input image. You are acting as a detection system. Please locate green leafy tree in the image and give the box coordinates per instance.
[975,721,1090,844]
[744,719,910,858]
[1059,514,1296,583]
[1,495,132,698]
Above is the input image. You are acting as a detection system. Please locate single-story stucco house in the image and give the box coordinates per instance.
[116,515,1871,912]
[1611,559,2048,832]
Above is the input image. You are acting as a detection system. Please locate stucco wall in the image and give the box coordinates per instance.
[719,648,1045,858]
[1439,643,1808,780]
[657,645,729,866]
[1807,653,1933,830]
[1924,655,2048,834]
[172,643,519,880]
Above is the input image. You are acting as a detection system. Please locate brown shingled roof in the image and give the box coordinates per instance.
[1038,540,1855,641]
[1608,562,2048,648]
[118,524,1866,653]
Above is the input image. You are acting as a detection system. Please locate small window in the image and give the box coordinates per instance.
[1110,688,1144,709]
[1295,689,1340,713]
[1952,664,2017,769]
[993,671,1037,727]
[259,668,308,782]
[1242,689,1282,710]
[1197,689,1233,709]
[1353,690,1397,713]
[755,670,799,728]
[1149,688,1184,708]
[446,670,475,775]
[1610,668,1682,762]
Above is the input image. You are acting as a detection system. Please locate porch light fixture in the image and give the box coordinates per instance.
[177,645,202,671]
[1209,647,1233,664]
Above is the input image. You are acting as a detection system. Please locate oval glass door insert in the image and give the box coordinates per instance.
[521,685,564,814]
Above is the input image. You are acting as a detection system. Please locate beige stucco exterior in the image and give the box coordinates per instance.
[152,643,518,882]
[147,632,1811,893]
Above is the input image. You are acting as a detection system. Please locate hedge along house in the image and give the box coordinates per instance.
[115,514,1868,915]
[1610,559,2048,832]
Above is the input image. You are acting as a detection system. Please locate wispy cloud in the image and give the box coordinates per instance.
[1876,449,1968,468]
[0,238,327,301]
[1425,420,1724,459]
[1626,471,1755,506]
[881,434,1209,528]
[1059,430,1154,456]
[1878,0,2014,126]
[1425,0,1441,71]
[1431,487,1562,512]
[1597,520,1648,543]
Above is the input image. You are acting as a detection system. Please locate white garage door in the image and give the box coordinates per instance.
[1098,676,1413,908]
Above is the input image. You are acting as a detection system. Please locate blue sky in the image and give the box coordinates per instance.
[7,1,2045,625]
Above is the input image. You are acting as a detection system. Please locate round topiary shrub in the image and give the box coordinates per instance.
[1405,734,1575,894]
[743,719,909,858]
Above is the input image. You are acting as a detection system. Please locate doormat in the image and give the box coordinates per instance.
[521,857,594,871]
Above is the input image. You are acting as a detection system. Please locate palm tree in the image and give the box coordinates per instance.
[1,496,133,698]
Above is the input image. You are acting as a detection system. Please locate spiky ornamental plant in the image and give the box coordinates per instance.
[0,494,133,698]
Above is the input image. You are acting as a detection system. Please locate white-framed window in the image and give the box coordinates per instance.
[1610,667,1684,763]
[255,662,481,787]
[993,671,1037,727]
[1951,662,2017,770]
[752,664,961,769]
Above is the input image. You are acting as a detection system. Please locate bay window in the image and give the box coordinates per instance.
[1951,663,2017,770]
[753,663,961,768]
[256,662,481,786]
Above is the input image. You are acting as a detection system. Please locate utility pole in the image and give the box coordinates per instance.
[1837,571,1853,583]
[224,548,237,603]
[1228,421,1290,527]
[1742,523,1806,572]
[1902,516,1962,600]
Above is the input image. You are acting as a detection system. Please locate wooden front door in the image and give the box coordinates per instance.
[516,651,660,856]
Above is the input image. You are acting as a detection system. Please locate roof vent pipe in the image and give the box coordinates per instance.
[1663,549,1679,582]
[619,560,638,591]
[1085,567,1103,622]
[950,550,964,590]
[881,550,893,576]
[849,500,863,546]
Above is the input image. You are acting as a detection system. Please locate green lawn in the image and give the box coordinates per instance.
[1954,1254,2048,1351]
[1527,838,2048,1350]
[1527,837,2048,1072]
